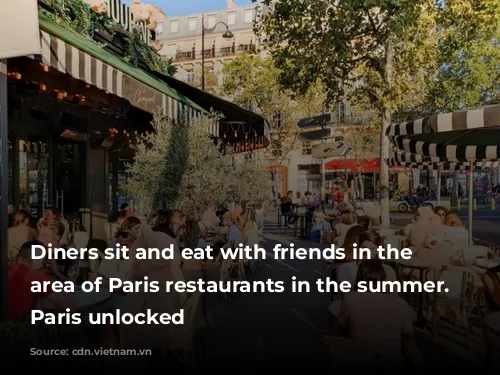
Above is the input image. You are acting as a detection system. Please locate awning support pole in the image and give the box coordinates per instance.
[468,160,474,246]
[0,59,8,322]
[437,165,441,206]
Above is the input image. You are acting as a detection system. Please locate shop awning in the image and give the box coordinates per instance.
[157,73,270,143]
[325,158,381,173]
[34,11,205,122]
[386,105,500,160]
[386,159,500,171]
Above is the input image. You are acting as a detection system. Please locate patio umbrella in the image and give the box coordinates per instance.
[386,105,500,246]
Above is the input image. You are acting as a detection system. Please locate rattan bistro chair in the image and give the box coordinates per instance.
[426,265,476,350]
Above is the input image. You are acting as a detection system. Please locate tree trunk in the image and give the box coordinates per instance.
[379,40,394,227]
[359,174,365,200]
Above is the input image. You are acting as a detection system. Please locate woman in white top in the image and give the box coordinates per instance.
[7,210,37,264]
[443,212,469,248]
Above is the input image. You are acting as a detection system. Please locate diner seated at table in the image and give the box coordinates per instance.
[333,211,357,247]
[280,191,297,226]
[152,209,178,240]
[336,231,397,289]
[334,225,363,264]
[443,212,469,248]
[312,204,326,223]
[336,259,423,367]
[38,220,79,283]
[8,240,75,322]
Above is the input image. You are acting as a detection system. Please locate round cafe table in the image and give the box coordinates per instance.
[38,288,112,311]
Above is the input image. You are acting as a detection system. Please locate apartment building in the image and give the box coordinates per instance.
[155,2,266,86]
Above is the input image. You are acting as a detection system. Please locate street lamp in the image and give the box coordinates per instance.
[201,14,233,90]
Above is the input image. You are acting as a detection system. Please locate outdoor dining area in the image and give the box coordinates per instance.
[322,105,500,368]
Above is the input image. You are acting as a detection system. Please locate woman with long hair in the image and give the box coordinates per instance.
[337,225,364,263]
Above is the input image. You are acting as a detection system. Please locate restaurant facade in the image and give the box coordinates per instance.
[2,0,268,241]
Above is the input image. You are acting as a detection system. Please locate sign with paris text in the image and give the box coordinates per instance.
[0,0,41,59]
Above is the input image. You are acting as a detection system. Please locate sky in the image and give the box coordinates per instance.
[123,0,254,17]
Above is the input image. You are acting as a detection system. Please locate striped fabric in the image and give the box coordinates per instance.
[389,136,500,161]
[386,158,500,170]
[29,31,215,133]
[386,105,500,136]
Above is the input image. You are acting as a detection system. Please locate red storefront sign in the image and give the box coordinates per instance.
[324,158,380,173]
[323,158,408,173]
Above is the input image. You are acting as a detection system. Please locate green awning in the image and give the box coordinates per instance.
[37,10,205,117]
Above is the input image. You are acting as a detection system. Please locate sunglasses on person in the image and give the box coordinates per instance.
[115,231,135,239]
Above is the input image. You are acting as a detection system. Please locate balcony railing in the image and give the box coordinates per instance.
[173,44,256,62]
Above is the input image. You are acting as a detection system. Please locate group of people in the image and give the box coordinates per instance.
[7,200,265,358]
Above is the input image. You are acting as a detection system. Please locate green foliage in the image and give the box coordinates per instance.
[254,0,500,224]
[47,0,91,36]
[428,0,500,112]
[221,53,325,166]
[125,114,270,218]
[44,0,176,76]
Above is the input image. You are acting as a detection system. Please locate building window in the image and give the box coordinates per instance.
[228,12,236,25]
[220,46,232,56]
[207,15,216,29]
[170,20,178,33]
[156,22,164,34]
[244,9,254,23]
[188,18,197,31]
[186,71,194,83]
[181,51,193,60]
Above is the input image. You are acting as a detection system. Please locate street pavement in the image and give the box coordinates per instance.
[196,215,485,369]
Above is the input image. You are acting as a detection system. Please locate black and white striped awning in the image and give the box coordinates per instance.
[389,135,500,161]
[386,159,500,171]
[385,105,500,161]
[386,105,500,136]
[29,30,216,132]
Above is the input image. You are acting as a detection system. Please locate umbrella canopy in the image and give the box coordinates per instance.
[386,105,500,160]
